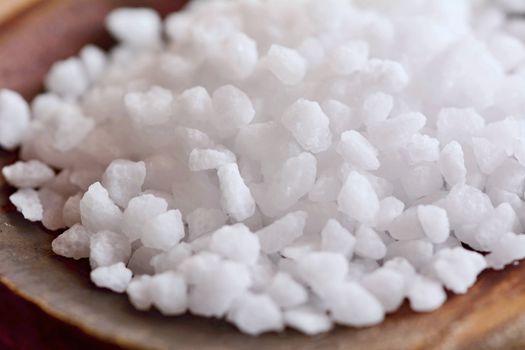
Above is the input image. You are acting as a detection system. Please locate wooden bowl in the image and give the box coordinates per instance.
[1,1,525,349]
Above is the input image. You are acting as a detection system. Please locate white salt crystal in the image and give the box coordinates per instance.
[253,152,317,216]
[189,146,236,171]
[122,194,167,241]
[10,189,43,222]
[213,32,259,80]
[475,203,517,251]
[164,12,191,42]
[368,112,426,151]
[127,275,153,311]
[52,224,92,259]
[417,205,450,244]
[431,38,503,110]
[52,106,95,152]
[45,58,89,98]
[62,193,82,227]
[31,92,61,121]
[106,8,161,48]
[256,211,307,254]
[402,134,440,165]
[337,131,379,170]
[338,171,379,224]
[209,223,260,265]
[186,208,228,241]
[151,242,192,273]
[471,137,507,175]
[481,118,524,156]
[212,85,255,131]
[175,86,212,122]
[354,225,386,260]
[386,240,433,268]
[297,252,348,296]
[89,230,131,268]
[323,282,385,327]
[0,89,30,150]
[407,276,446,312]
[426,248,486,294]
[125,86,173,126]
[265,44,307,85]
[486,159,525,195]
[361,92,393,125]
[90,262,132,293]
[80,45,107,82]
[81,86,124,123]
[150,271,187,315]
[376,196,405,230]
[321,219,356,258]
[401,164,443,200]
[228,293,284,335]
[361,267,405,312]
[217,163,255,222]
[322,99,358,135]
[188,260,251,317]
[486,232,525,270]
[178,252,221,285]
[282,99,332,154]
[309,174,341,203]
[102,160,146,208]
[328,41,369,75]
[445,184,493,228]
[436,108,485,144]
[383,257,416,282]
[267,272,308,308]
[439,141,467,187]
[284,306,333,335]
[80,182,123,233]
[249,256,275,292]
[2,160,54,188]
[280,241,316,261]
[360,59,409,93]
[141,210,185,251]
[298,37,325,68]
[189,235,211,253]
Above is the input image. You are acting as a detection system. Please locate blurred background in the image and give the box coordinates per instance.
[0,1,187,349]
[0,0,187,99]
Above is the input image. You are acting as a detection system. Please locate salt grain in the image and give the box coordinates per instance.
[228,292,284,335]
[3,0,525,336]
[52,224,92,259]
[150,272,187,315]
[90,262,132,293]
[338,171,379,224]
[10,189,43,222]
[282,99,332,154]
[2,160,54,188]
[265,45,307,85]
[0,89,30,150]
[89,230,131,268]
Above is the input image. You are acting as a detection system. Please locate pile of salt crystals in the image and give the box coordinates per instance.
[2,0,525,336]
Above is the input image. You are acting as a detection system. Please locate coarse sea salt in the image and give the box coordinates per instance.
[2,0,525,336]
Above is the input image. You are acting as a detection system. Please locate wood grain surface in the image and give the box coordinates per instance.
[1,1,525,349]
[0,0,42,24]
